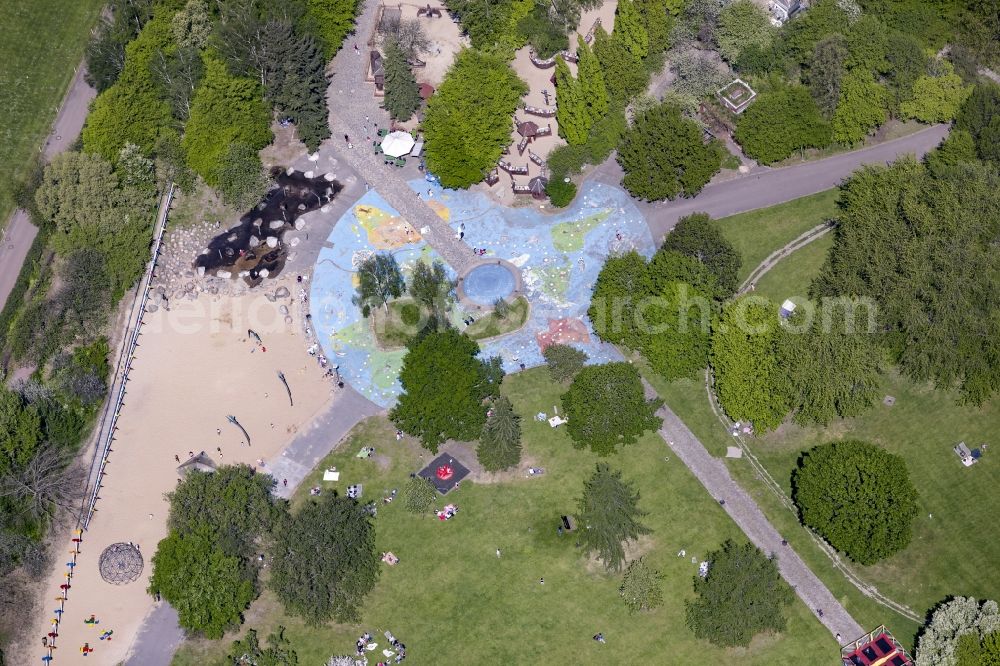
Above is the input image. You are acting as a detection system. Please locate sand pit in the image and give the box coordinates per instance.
[389,2,466,89]
[25,286,335,665]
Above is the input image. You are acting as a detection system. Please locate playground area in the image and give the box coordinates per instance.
[309,179,654,407]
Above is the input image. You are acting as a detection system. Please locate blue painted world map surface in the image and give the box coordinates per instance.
[309,180,654,407]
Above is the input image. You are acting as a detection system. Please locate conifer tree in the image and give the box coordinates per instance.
[577,463,651,571]
[477,395,522,471]
[614,0,649,60]
[555,56,588,145]
[576,36,608,130]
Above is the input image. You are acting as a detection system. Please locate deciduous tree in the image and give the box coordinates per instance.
[619,557,663,612]
[577,462,651,571]
[391,328,504,451]
[353,253,405,317]
[735,86,831,164]
[423,49,527,188]
[901,61,972,123]
[182,55,272,186]
[304,0,362,58]
[715,0,775,65]
[269,494,379,624]
[227,626,298,666]
[149,527,256,639]
[832,69,888,144]
[617,103,722,201]
[685,539,793,647]
[793,440,918,564]
[561,362,662,456]
[916,597,1000,666]
[661,213,741,296]
[710,298,789,432]
[543,344,588,383]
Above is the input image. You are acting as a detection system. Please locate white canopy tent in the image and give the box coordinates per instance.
[381,131,415,158]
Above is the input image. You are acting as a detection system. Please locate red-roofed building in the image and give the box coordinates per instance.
[841,626,913,666]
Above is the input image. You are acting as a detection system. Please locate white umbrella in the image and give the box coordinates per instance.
[380,131,415,158]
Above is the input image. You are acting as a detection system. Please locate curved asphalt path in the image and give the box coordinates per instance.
[594,123,949,240]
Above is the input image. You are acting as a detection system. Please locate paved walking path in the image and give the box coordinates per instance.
[739,222,834,294]
[653,394,863,640]
[326,7,474,274]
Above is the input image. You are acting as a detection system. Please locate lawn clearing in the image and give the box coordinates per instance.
[712,189,839,283]
[756,371,1000,619]
[172,369,833,665]
[639,364,923,647]
[464,296,529,340]
[0,0,104,227]
[753,233,834,303]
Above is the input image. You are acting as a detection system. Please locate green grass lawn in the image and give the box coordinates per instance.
[0,0,104,227]
[640,366,924,647]
[712,189,840,283]
[464,296,529,340]
[372,297,530,349]
[753,233,834,304]
[173,369,834,665]
[755,372,1000,618]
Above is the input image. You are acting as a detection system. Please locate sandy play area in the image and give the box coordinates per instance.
[24,283,336,665]
[486,0,619,206]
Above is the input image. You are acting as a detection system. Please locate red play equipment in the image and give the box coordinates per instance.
[435,465,454,480]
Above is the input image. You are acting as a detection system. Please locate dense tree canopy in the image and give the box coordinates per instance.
[35,151,159,296]
[149,527,256,638]
[561,362,662,456]
[779,302,883,425]
[715,0,775,65]
[577,462,651,571]
[710,298,788,432]
[304,0,361,58]
[443,0,532,51]
[812,158,1000,403]
[954,83,1000,164]
[900,61,970,123]
[735,86,831,164]
[617,103,722,201]
[661,213,741,296]
[793,440,919,564]
[391,328,503,451]
[685,539,793,647]
[808,35,847,119]
[423,49,527,188]
[165,465,279,556]
[183,55,272,186]
[543,344,588,383]
[917,597,1000,666]
[832,69,888,145]
[82,13,176,162]
[588,251,652,349]
[269,494,379,624]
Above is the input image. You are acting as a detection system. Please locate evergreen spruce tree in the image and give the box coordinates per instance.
[576,36,609,130]
[383,41,421,122]
[477,395,522,471]
[577,463,651,571]
[555,57,588,145]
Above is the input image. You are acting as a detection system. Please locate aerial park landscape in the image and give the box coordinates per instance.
[0,0,999,665]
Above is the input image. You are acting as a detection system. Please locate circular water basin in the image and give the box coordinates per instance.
[462,263,516,306]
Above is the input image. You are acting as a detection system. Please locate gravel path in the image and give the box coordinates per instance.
[654,397,864,641]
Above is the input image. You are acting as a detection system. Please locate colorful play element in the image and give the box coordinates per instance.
[462,263,517,305]
[436,465,454,480]
[309,181,654,407]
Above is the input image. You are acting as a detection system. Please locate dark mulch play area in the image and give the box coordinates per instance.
[418,453,471,494]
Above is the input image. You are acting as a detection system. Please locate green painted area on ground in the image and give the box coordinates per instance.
[551,209,611,253]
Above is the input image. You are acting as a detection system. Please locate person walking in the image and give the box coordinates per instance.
[496,548,501,558]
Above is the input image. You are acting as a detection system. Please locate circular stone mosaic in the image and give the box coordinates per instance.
[98,542,144,584]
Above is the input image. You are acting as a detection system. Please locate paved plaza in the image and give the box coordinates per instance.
[309,178,655,407]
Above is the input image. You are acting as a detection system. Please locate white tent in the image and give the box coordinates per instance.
[381,131,415,157]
